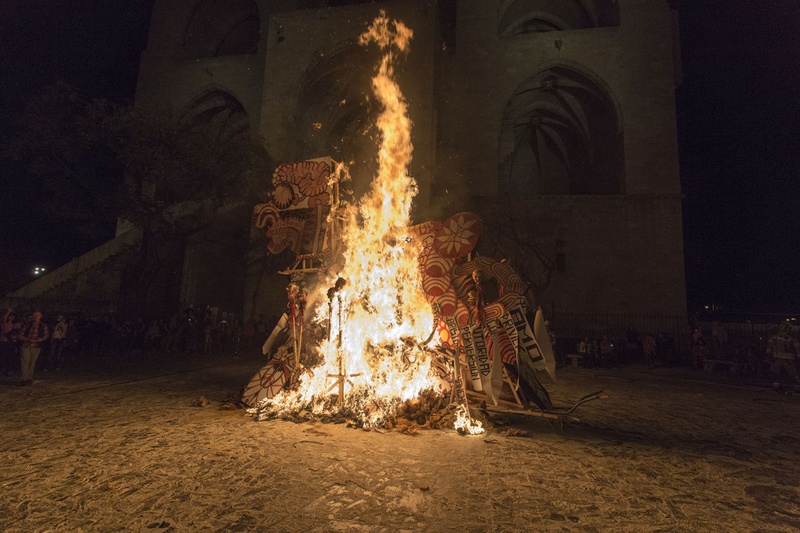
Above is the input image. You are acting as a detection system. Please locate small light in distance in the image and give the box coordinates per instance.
[33,266,46,276]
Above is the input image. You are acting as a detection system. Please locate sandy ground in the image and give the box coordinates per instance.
[1,352,799,533]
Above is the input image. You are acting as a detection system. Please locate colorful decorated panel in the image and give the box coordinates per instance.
[252,157,340,258]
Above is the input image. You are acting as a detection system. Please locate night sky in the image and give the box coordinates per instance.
[1,0,798,313]
[676,1,800,312]
[0,0,155,294]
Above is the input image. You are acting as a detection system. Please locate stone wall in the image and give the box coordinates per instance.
[433,0,686,317]
[435,0,681,198]
[501,194,687,316]
[135,0,687,322]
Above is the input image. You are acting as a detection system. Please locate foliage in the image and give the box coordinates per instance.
[5,82,275,316]
[6,82,273,237]
[4,82,125,239]
[478,205,565,304]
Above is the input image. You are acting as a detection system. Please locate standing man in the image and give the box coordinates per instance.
[767,322,799,386]
[49,315,68,371]
[0,309,15,377]
[19,310,49,386]
[711,321,730,359]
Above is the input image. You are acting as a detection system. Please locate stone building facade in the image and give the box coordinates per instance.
[134,0,686,323]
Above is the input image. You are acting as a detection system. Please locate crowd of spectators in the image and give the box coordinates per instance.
[556,319,800,386]
[0,304,278,385]
[4,304,797,388]
[689,320,800,385]
[560,325,679,369]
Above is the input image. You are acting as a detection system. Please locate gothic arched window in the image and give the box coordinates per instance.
[182,90,250,145]
[499,65,624,195]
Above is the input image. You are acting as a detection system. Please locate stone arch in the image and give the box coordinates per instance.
[499,64,624,195]
[498,0,619,36]
[181,89,251,145]
[296,41,382,198]
[182,0,260,59]
[181,89,253,189]
[141,89,252,206]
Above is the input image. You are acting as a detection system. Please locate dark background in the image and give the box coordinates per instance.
[676,1,800,313]
[1,0,798,313]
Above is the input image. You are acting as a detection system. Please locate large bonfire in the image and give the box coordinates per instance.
[246,12,561,434]
[252,13,450,429]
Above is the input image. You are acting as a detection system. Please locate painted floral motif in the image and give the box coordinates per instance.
[272,163,303,186]
[432,212,481,259]
[270,160,333,208]
[297,161,331,197]
[307,192,331,208]
[272,183,295,210]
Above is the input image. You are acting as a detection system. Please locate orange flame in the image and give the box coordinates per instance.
[265,12,443,427]
[454,406,485,436]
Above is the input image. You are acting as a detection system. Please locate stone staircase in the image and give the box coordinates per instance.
[3,228,142,310]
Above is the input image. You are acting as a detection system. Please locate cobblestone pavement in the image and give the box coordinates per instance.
[1,353,799,532]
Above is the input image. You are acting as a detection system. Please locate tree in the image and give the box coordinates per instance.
[4,82,125,241]
[478,204,565,308]
[6,82,275,317]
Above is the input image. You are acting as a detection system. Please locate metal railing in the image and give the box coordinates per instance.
[549,311,691,354]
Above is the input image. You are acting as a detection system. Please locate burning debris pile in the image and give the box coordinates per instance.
[254,388,460,435]
[244,12,566,434]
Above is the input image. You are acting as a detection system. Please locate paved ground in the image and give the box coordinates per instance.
[1,352,799,532]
